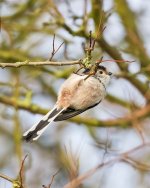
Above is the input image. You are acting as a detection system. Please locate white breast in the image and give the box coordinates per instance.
[69,76,106,109]
[57,74,107,110]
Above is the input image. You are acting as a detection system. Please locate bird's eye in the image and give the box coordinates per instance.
[99,71,103,74]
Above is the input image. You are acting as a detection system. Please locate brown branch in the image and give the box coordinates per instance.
[19,155,28,188]
[82,0,88,28]
[0,60,81,68]
[42,169,60,188]
[132,119,145,144]
[122,142,150,156]
[98,59,135,63]
[49,34,65,61]
[122,157,150,171]
[0,95,150,128]
[63,142,150,188]
[63,157,120,188]
[0,155,28,187]
[0,173,14,183]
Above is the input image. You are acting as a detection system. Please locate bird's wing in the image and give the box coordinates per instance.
[53,101,101,121]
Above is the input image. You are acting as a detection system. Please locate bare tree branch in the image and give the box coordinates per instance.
[0,95,150,128]
[42,169,60,188]
[63,158,120,188]
[0,173,14,183]
[19,155,28,188]
[0,155,28,188]
[49,34,65,61]
[0,60,81,68]
[63,142,150,188]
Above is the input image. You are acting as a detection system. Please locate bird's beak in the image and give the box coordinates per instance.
[108,72,112,76]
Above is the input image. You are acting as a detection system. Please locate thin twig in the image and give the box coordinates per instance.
[83,0,88,28]
[88,30,96,51]
[63,142,150,188]
[63,157,120,188]
[96,10,106,40]
[0,60,81,68]
[49,34,65,61]
[89,30,93,49]
[122,157,150,171]
[132,119,145,144]
[0,155,28,187]
[122,142,150,156]
[19,155,28,187]
[0,173,14,183]
[98,59,135,63]
[42,169,61,188]
[102,128,110,162]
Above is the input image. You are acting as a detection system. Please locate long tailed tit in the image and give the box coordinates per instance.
[23,65,112,142]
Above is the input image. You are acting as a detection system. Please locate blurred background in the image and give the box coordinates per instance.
[0,0,150,187]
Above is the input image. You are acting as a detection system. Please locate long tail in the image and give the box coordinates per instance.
[23,106,65,142]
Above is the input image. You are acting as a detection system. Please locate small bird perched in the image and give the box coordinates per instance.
[23,65,112,142]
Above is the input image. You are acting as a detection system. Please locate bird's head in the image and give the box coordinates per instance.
[96,65,112,85]
[83,65,112,86]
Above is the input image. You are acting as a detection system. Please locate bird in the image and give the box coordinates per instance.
[23,65,112,142]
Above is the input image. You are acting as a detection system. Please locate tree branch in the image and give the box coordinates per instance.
[63,142,150,188]
[0,60,81,68]
[0,173,14,183]
[0,95,150,128]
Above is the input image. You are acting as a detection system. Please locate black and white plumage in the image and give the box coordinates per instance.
[23,66,112,142]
